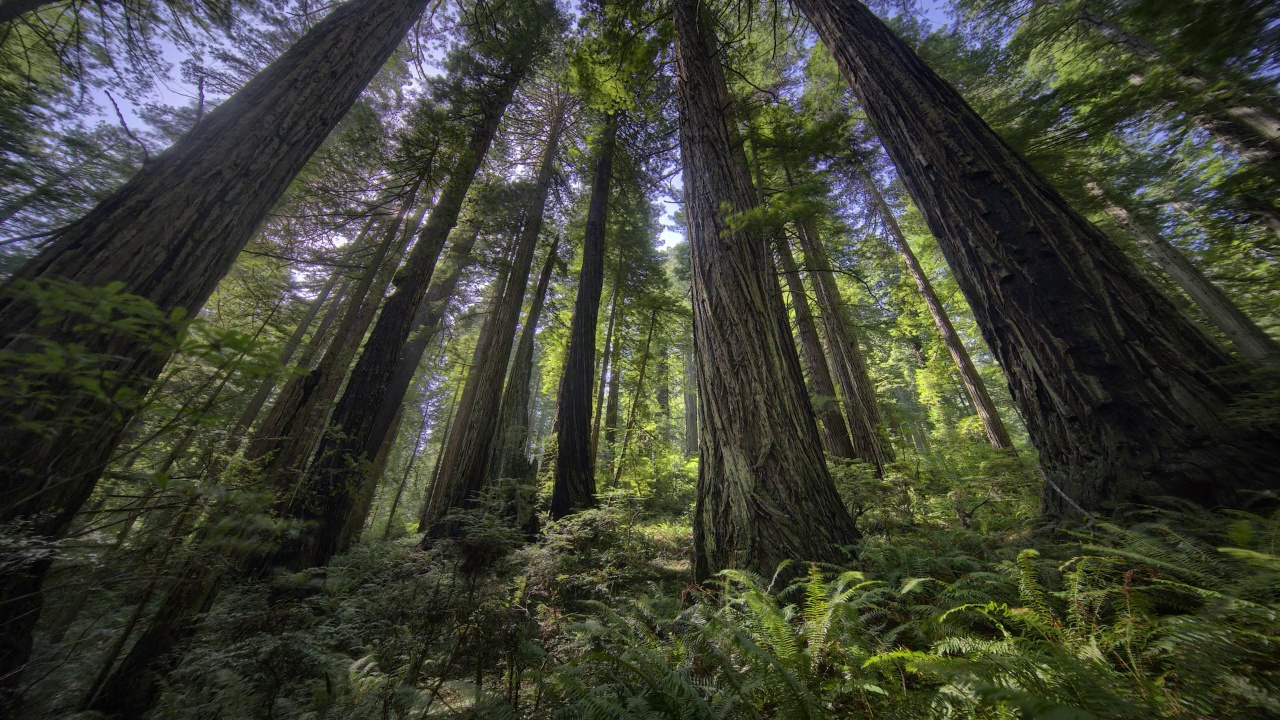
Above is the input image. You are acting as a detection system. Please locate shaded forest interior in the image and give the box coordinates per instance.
[1,0,1279,717]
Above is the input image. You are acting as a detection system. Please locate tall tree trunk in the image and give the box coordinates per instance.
[418,379,463,529]
[793,216,894,472]
[0,0,429,697]
[550,115,619,518]
[682,340,698,457]
[774,236,859,460]
[1088,184,1279,361]
[294,276,353,371]
[366,221,484,466]
[674,0,859,580]
[383,398,430,541]
[861,168,1015,450]
[589,258,625,468]
[245,191,423,481]
[490,234,561,484]
[417,94,568,540]
[655,346,671,446]
[611,309,658,487]
[602,326,624,461]
[277,71,531,570]
[794,0,1280,514]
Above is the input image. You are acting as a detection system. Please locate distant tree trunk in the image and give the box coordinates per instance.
[366,221,484,465]
[490,234,561,484]
[589,257,625,468]
[244,190,422,480]
[674,0,859,580]
[655,346,671,446]
[682,340,699,457]
[419,94,568,539]
[793,216,894,472]
[0,0,429,696]
[861,169,1015,449]
[218,268,343,463]
[418,380,462,529]
[1088,184,1279,360]
[294,276,353,371]
[276,71,530,569]
[612,309,658,487]
[774,236,859,460]
[602,325,624,460]
[383,398,430,540]
[550,116,618,518]
[794,0,1280,514]
[1074,9,1280,170]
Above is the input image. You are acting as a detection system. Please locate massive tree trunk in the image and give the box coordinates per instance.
[861,168,1015,450]
[0,0,429,696]
[793,0,1280,514]
[674,0,859,580]
[419,94,568,539]
[275,70,529,570]
[490,234,561,484]
[1088,184,1279,361]
[550,116,618,518]
[774,236,859,460]
[793,216,894,472]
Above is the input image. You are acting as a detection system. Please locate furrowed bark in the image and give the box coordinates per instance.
[793,0,1280,514]
[675,0,859,580]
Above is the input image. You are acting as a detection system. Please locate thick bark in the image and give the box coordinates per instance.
[0,0,428,696]
[682,340,698,456]
[490,234,561,484]
[774,236,858,459]
[276,70,526,569]
[419,93,568,538]
[794,0,1280,514]
[674,0,859,580]
[550,116,618,518]
[862,169,1015,449]
[1089,185,1279,361]
[794,217,894,472]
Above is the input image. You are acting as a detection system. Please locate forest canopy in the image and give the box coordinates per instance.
[0,0,1277,717]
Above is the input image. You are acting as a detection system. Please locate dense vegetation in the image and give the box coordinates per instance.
[0,0,1277,717]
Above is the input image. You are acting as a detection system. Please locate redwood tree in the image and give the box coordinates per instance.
[792,0,1280,514]
[674,0,859,580]
[0,0,430,695]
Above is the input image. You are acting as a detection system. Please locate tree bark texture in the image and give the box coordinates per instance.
[862,169,1015,449]
[490,233,561,485]
[683,340,699,456]
[550,116,618,518]
[794,217,894,472]
[0,0,428,696]
[274,68,526,570]
[774,236,859,460]
[1089,185,1279,361]
[794,0,1280,515]
[674,0,859,581]
[419,94,568,538]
